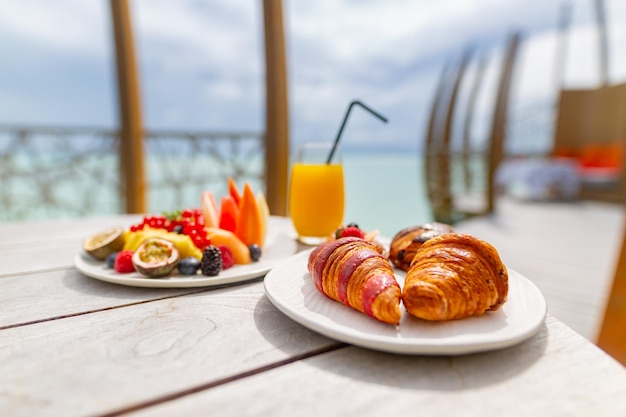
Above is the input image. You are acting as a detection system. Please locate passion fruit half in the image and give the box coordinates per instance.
[132,238,180,278]
[83,226,125,261]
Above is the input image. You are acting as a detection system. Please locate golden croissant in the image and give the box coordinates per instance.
[402,233,508,321]
[308,237,402,325]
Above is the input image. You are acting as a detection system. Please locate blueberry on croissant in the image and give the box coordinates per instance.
[308,237,402,325]
[402,233,508,321]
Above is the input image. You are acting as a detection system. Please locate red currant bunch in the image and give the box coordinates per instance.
[128,208,210,251]
[166,208,210,250]
[129,214,168,232]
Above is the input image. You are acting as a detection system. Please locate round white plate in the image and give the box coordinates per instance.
[75,221,298,288]
[264,250,547,355]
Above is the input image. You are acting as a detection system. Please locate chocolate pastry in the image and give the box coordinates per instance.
[389,223,454,271]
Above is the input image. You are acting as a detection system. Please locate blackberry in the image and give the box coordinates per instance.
[178,257,201,275]
[201,245,222,276]
[249,244,262,262]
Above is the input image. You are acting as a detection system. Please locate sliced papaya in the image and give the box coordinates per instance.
[201,190,220,229]
[219,195,239,233]
[205,227,251,264]
[235,182,264,248]
[228,177,242,207]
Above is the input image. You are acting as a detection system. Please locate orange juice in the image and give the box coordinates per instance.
[289,163,344,241]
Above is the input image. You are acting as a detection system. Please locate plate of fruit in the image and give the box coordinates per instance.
[74,179,298,288]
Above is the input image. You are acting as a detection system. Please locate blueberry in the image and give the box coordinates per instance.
[346,222,359,229]
[249,244,262,262]
[106,252,119,269]
[178,257,201,275]
[173,225,184,234]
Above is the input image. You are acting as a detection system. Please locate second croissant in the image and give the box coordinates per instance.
[402,233,508,321]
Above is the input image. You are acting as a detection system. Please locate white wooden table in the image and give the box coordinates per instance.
[1,215,626,417]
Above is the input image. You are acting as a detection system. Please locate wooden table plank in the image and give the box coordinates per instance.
[0,268,207,329]
[1,239,89,278]
[122,316,626,417]
[0,282,338,417]
[0,215,142,246]
[0,215,140,277]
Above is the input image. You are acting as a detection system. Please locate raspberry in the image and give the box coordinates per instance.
[201,245,222,276]
[340,226,365,239]
[114,250,136,273]
[218,245,235,269]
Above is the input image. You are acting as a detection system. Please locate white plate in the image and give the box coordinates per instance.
[74,219,298,288]
[264,250,547,355]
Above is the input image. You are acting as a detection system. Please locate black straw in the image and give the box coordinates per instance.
[326,100,388,164]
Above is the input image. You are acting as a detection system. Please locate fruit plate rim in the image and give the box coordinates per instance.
[74,223,298,288]
[263,250,547,355]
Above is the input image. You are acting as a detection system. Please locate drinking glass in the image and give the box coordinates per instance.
[288,142,345,245]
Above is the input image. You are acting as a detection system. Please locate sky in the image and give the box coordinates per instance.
[1,0,625,153]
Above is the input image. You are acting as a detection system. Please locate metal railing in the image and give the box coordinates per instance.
[0,126,265,222]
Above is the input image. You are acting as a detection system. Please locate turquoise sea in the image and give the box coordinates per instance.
[1,150,433,238]
[342,151,433,237]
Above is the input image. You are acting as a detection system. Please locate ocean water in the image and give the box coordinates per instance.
[342,151,433,237]
[1,149,434,237]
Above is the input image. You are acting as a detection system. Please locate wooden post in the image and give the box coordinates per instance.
[597,219,626,365]
[553,1,572,91]
[110,0,146,214]
[594,0,610,86]
[263,0,289,216]
[487,32,520,213]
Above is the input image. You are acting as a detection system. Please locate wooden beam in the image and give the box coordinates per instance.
[594,0,610,86]
[487,32,520,213]
[262,0,289,216]
[110,0,146,214]
[597,217,626,365]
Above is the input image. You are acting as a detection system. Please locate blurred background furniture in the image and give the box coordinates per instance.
[551,83,626,203]
[423,32,521,224]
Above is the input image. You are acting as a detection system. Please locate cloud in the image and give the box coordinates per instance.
[1,0,624,152]
[0,0,109,57]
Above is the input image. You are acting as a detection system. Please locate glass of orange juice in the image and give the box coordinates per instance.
[289,142,344,245]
